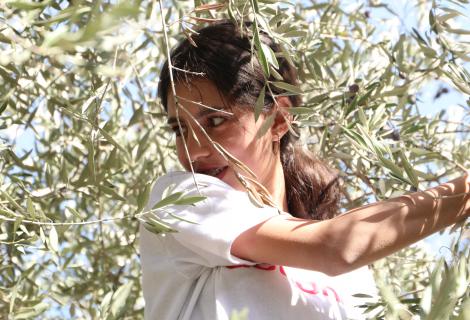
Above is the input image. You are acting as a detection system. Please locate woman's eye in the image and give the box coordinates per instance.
[208,117,226,127]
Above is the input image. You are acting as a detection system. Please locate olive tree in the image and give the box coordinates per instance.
[0,0,469,319]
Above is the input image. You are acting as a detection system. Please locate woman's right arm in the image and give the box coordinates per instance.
[231,173,470,276]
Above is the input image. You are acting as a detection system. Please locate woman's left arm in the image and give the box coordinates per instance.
[324,172,470,270]
[231,172,470,276]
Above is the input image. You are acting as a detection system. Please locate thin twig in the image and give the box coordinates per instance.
[158,0,200,194]
[171,66,205,76]
[0,215,133,226]
[176,96,234,115]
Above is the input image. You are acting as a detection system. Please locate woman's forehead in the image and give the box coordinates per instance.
[167,79,230,116]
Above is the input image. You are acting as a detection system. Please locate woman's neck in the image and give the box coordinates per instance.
[266,158,289,213]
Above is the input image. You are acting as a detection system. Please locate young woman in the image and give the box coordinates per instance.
[139,21,470,319]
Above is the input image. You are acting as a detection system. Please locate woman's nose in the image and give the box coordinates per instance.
[185,126,211,163]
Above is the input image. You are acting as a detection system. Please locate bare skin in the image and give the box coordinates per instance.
[167,79,470,276]
[232,176,470,275]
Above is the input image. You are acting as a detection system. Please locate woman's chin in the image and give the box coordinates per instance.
[218,169,243,190]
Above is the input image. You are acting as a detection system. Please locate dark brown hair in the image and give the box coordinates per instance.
[158,21,340,220]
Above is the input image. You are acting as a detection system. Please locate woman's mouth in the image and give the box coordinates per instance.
[201,166,228,179]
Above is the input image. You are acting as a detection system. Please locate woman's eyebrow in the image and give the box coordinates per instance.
[196,106,230,118]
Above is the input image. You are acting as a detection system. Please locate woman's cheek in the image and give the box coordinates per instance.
[175,141,189,169]
[216,135,246,156]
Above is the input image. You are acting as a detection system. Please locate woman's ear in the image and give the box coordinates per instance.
[270,96,293,139]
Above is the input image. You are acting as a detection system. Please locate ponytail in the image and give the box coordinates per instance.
[281,129,341,220]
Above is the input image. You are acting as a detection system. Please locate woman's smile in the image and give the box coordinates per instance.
[196,165,229,179]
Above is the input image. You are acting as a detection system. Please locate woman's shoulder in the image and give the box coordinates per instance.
[154,171,235,194]
[148,171,249,212]
[140,171,280,268]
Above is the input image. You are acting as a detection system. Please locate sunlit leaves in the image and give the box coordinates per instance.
[41,2,140,49]
[100,281,134,320]
[254,85,266,122]
[271,81,303,94]
[13,302,50,320]
[255,112,276,139]
[0,0,165,317]
[48,226,59,253]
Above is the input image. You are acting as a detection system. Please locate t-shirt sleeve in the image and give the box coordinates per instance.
[140,171,280,267]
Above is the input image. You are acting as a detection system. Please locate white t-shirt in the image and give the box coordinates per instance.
[139,171,377,320]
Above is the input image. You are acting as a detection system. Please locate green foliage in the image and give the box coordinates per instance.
[0,0,469,318]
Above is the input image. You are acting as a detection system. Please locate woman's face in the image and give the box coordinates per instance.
[166,79,278,191]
